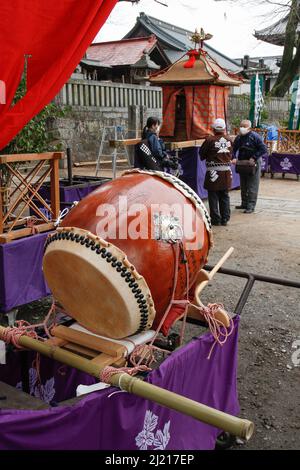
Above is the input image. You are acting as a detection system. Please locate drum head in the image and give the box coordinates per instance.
[43,228,155,339]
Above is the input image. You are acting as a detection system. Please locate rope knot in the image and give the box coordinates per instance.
[189,302,234,359]
[100,365,151,386]
[2,320,38,349]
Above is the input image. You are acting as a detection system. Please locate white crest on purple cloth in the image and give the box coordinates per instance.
[16,368,55,404]
[280,157,293,171]
[135,410,171,450]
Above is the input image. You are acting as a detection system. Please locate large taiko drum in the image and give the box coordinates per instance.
[43,170,212,339]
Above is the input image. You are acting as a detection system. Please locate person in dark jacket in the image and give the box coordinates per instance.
[135,117,179,172]
[233,120,268,213]
[200,118,234,226]
[142,117,166,163]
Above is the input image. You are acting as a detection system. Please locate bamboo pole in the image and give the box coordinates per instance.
[0,326,254,441]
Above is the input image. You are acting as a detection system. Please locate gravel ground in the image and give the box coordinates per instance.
[1,172,299,450]
[198,175,300,450]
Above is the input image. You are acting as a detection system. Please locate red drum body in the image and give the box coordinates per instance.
[43,170,212,339]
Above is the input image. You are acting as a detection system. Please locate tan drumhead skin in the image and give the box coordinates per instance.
[43,228,155,339]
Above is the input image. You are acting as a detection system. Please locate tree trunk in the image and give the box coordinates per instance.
[270,0,300,97]
[271,39,300,97]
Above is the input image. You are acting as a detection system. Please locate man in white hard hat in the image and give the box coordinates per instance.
[200,118,234,226]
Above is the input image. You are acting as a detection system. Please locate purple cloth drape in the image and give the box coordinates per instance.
[38,182,108,204]
[2,182,110,312]
[0,232,51,312]
[261,154,269,172]
[0,317,240,450]
[270,153,300,174]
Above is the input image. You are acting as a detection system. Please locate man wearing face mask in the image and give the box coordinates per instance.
[233,120,267,213]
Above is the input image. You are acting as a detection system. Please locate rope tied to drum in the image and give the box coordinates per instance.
[130,343,172,368]
[129,241,234,366]
[189,302,235,359]
[128,242,189,368]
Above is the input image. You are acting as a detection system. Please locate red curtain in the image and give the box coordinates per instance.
[0,0,118,150]
[160,84,229,140]
[185,85,229,139]
[160,85,183,137]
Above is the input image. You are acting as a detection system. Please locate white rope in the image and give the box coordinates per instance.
[54,208,70,227]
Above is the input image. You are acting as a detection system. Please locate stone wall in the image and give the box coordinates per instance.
[49,79,290,164]
[48,106,162,166]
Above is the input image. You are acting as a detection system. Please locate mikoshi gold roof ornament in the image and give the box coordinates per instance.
[150,26,242,86]
[190,27,213,50]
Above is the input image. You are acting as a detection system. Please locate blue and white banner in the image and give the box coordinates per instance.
[289,75,300,130]
[249,73,264,127]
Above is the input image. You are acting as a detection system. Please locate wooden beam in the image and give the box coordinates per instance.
[90,353,124,368]
[45,337,68,347]
[50,157,60,220]
[168,140,205,150]
[63,342,100,359]
[0,223,54,244]
[0,187,3,235]
[109,138,141,148]
[73,161,97,167]
[51,325,127,358]
[0,152,64,164]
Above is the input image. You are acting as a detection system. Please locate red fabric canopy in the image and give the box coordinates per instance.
[0,0,118,150]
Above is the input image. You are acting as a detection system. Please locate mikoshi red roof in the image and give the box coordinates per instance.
[87,35,158,67]
[150,48,242,86]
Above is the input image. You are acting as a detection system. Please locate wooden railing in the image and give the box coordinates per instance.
[56,79,163,109]
[276,130,300,153]
[0,152,63,243]
[252,129,300,154]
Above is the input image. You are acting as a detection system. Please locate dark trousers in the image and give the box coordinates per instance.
[208,190,231,224]
[239,159,261,210]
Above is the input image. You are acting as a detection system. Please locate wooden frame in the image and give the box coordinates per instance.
[0,152,63,243]
[47,325,127,369]
[276,129,300,154]
[109,138,206,151]
[247,128,300,154]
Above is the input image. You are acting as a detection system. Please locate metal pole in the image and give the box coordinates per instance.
[205,266,300,289]
[234,275,256,316]
[66,148,73,186]
[201,265,300,316]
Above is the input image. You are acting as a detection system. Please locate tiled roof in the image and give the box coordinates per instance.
[254,15,300,46]
[87,35,157,66]
[124,13,242,73]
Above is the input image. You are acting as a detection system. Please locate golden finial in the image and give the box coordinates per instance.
[190,28,213,49]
